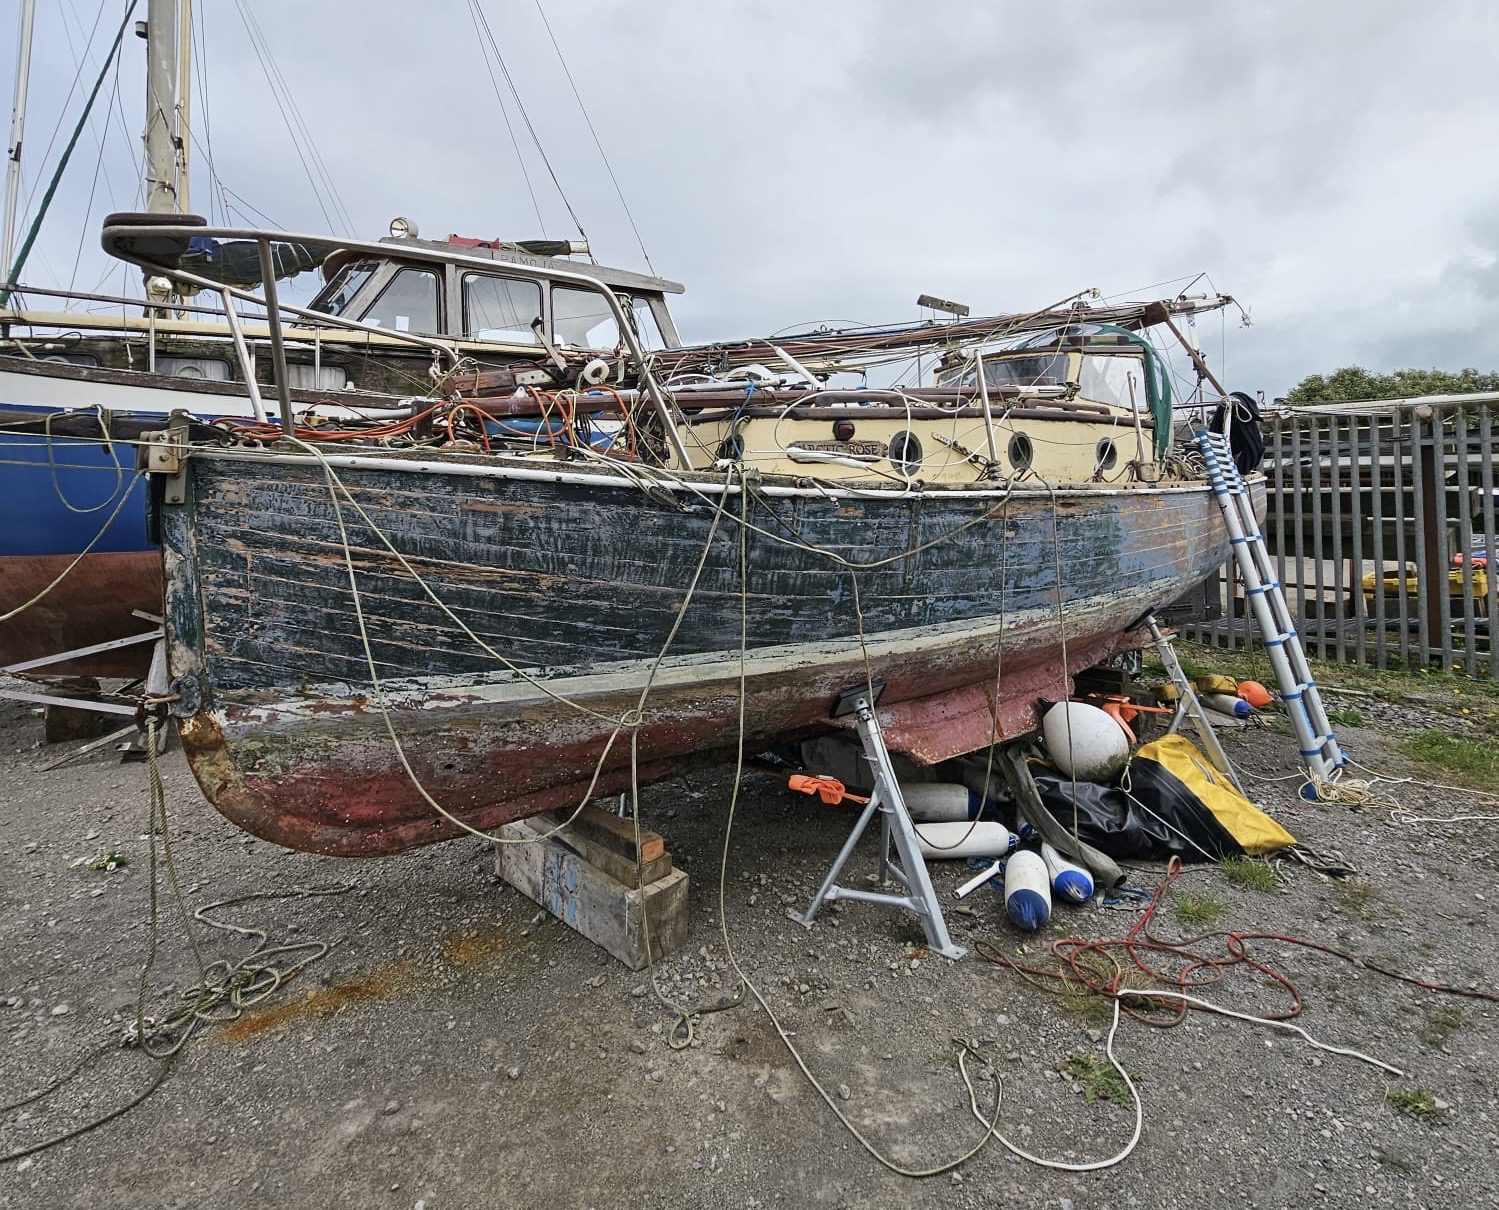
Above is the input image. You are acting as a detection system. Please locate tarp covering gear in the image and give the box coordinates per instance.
[1209,390,1265,474]
[180,236,342,287]
[1028,735,1295,862]
[1136,735,1295,855]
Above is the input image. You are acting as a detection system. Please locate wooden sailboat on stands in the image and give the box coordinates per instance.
[104,215,1257,857]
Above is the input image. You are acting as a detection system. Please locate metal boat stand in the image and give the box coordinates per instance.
[791,683,966,960]
[0,611,168,764]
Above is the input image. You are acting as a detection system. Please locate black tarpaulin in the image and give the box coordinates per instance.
[1029,762,1245,863]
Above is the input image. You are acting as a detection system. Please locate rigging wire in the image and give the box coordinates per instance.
[467,0,590,247]
[1,1,137,304]
[64,0,139,208]
[532,0,654,273]
[15,1,108,226]
[230,0,353,236]
[465,0,546,236]
[64,27,125,293]
[190,0,227,227]
[217,185,287,233]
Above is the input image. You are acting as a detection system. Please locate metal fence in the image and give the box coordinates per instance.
[1184,394,1499,676]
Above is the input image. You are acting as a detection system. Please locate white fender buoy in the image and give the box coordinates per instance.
[1041,842,1095,904]
[1202,693,1252,718]
[1004,849,1052,931]
[903,783,980,823]
[1042,702,1130,781]
[914,821,1018,860]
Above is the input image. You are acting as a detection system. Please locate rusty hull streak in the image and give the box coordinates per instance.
[176,605,1148,857]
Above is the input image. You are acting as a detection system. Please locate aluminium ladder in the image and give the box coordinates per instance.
[1194,428,1345,782]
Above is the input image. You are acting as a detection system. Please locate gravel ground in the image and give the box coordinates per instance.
[1,672,1497,1209]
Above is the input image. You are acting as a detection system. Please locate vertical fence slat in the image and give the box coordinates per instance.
[1350,416,1367,666]
[1436,411,1453,672]
[1394,408,1411,667]
[1291,416,1306,661]
[1455,405,1477,676]
[1371,412,1387,668]
[1412,409,1430,664]
[1329,415,1347,663]
[1273,414,1287,650]
[1482,406,1497,676]
[1310,418,1326,658]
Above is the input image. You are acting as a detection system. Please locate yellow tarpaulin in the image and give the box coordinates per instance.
[1134,734,1296,855]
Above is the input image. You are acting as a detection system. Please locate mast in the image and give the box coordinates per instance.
[142,0,178,214]
[2,0,38,271]
[175,0,191,214]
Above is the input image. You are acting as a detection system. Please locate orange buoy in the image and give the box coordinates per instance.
[1237,680,1273,709]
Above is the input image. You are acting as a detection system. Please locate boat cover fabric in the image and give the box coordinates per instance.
[1030,735,1294,862]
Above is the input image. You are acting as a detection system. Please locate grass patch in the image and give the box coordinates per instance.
[1401,730,1499,787]
[1326,707,1365,727]
[1220,856,1278,893]
[1417,1006,1464,1049]
[1377,1148,1413,1173]
[1063,1054,1134,1109]
[1058,989,1110,1028]
[1386,1088,1440,1120]
[1175,894,1227,927]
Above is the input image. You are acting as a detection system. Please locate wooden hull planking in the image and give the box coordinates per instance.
[159,450,1245,856]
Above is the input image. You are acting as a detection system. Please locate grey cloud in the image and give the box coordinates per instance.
[8,0,1499,397]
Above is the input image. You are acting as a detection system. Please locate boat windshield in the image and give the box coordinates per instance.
[940,352,1072,389]
[1078,351,1149,410]
[982,352,1071,389]
[552,286,664,351]
[310,260,377,317]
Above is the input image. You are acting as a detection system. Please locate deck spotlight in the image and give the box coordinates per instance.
[916,293,970,318]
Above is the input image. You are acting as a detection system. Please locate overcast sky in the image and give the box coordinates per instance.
[8,0,1499,397]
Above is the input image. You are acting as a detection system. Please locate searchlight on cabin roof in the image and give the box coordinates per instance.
[916,293,970,318]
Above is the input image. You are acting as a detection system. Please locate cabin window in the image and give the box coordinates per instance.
[626,296,665,351]
[889,431,923,475]
[981,353,1071,389]
[463,274,542,342]
[360,268,440,335]
[158,356,231,382]
[1008,432,1034,472]
[1078,352,1146,410]
[552,287,665,351]
[940,352,1071,390]
[285,364,350,391]
[311,260,377,317]
[552,286,619,348]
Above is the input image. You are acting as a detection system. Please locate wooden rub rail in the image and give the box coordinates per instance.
[1185,395,1499,676]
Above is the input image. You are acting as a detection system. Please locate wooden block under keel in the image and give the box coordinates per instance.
[495,817,688,971]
